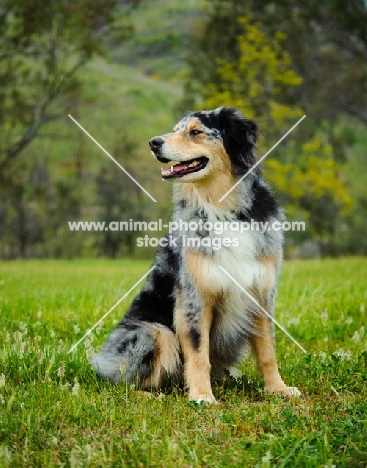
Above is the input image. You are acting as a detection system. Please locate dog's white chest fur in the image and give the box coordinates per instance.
[184,228,267,340]
[190,228,266,292]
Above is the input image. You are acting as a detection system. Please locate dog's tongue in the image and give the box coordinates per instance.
[161,161,191,177]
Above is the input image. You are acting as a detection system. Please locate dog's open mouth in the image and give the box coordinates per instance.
[161,157,208,179]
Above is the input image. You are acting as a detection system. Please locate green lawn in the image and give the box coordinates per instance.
[1,258,366,467]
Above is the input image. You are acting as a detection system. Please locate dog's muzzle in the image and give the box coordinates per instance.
[149,136,164,151]
[149,136,171,163]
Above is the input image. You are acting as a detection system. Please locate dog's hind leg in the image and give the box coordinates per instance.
[143,323,181,387]
[91,320,180,388]
[91,244,181,387]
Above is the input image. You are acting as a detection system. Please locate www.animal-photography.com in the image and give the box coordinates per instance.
[1,1,366,467]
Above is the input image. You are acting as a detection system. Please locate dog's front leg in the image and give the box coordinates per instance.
[175,290,216,404]
[249,313,301,397]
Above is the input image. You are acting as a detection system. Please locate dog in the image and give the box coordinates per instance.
[91,106,300,403]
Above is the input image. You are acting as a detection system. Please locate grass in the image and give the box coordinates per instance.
[0,258,366,467]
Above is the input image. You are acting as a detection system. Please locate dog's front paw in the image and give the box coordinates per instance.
[266,385,301,398]
[191,394,218,405]
[285,386,301,397]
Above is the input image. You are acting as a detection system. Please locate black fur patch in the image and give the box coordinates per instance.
[138,349,155,380]
[117,318,138,331]
[126,283,174,330]
[248,179,278,222]
[238,179,278,223]
[189,328,201,350]
[117,334,138,354]
[164,241,180,272]
[218,107,258,174]
[193,111,220,132]
[121,245,178,331]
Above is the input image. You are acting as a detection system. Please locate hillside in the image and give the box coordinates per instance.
[2,0,367,259]
[112,0,203,79]
[24,0,202,215]
[24,60,180,226]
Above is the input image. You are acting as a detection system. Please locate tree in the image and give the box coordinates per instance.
[183,0,367,125]
[185,11,352,251]
[201,17,303,139]
[265,137,353,244]
[179,0,250,112]
[0,0,135,175]
[247,0,367,126]
[96,134,144,258]
[0,0,137,258]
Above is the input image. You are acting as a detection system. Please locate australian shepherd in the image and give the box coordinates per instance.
[91,107,300,403]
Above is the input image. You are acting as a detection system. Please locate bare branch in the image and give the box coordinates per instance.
[0,56,86,172]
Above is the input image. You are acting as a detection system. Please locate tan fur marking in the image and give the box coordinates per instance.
[186,120,205,133]
[257,251,282,272]
[184,249,223,298]
[254,252,281,298]
[177,172,237,209]
[142,323,180,388]
[249,253,299,396]
[179,141,235,208]
[249,314,286,392]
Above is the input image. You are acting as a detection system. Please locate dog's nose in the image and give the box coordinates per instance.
[149,136,164,151]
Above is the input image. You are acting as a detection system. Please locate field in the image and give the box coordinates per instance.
[0,258,366,467]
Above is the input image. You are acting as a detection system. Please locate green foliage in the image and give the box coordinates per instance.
[197,14,352,242]
[0,56,179,259]
[202,17,303,136]
[180,0,250,111]
[0,0,366,258]
[0,0,137,258]
[134,31,182,55]
[96,134,144,258]
[248,0,367,126]
[265,137,353,238]
[0,258,366,466]
[0,0,133,171]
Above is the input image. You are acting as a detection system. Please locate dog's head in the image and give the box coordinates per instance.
[149,107,258,182]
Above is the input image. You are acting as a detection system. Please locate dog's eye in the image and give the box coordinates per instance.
[190,129,203,136]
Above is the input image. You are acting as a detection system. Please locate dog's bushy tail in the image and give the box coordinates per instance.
[91,320,180,387]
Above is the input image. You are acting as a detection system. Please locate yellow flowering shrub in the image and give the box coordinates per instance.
[201,17,352,236]
[265,137,353,235]
[201,17,303,134]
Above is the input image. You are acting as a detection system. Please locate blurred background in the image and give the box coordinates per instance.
[0,0,366,260]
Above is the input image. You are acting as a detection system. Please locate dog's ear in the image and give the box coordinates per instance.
[218,107,258,171]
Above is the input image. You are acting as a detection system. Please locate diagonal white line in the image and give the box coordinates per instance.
[218,266,307,354]
[67,266,156,354]
[218,115,306,202]
[68,114,157,203]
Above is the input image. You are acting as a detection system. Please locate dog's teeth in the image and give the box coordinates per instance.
[171,166,174,173]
